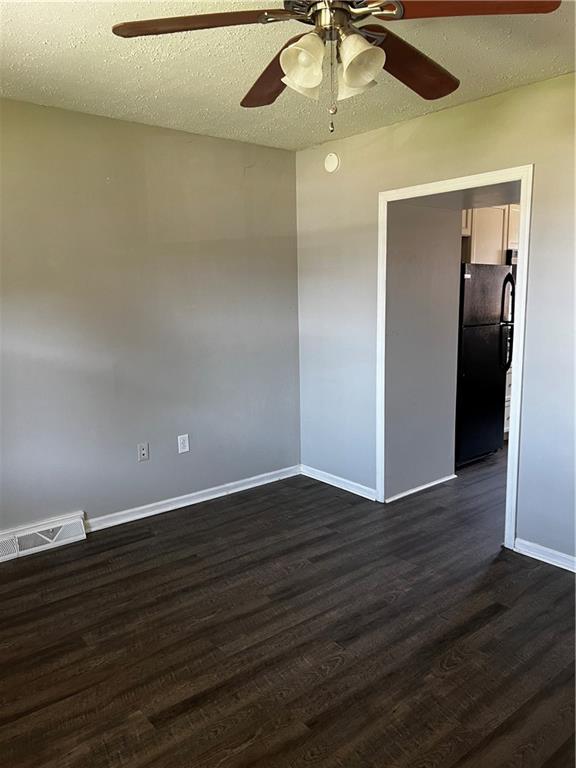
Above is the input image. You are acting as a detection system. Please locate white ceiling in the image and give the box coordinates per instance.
[0,0,573,150]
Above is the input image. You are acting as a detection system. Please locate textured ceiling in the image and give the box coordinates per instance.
[0,0,574,150]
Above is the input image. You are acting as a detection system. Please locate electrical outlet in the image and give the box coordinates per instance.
[137,442,149,462]
[178,434,190,454]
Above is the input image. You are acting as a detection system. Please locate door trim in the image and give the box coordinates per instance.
[376,165,534,551]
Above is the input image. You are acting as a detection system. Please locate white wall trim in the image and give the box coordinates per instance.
[376,189,387,507]
[514,538,576,573]
[385,474,457,504]
[86,466,301,532]
[4,464,375,545]
[504,166,533,550]
[299,464,376,500]
[5,474,574,574]
[377,165,534,553]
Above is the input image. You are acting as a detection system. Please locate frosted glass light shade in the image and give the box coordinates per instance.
[340,33,385,89]
[337,63,375,101]
[280,32,325,88]
[281,76,320,101]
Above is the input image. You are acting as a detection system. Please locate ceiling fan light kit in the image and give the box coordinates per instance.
[112,0,562,132]
[281,75,321,100]
[276,2,396,125]
[279,26,385,107]
[337,64,377,101]
[339,32,386,88]
[280,32,325,88]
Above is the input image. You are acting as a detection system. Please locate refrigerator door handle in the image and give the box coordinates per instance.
[499,272,515,371]
[500,272,516,326]
[498,324,514,371]
[505,325,514,371]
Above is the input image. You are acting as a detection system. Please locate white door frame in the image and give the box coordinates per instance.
[376,165,534,550]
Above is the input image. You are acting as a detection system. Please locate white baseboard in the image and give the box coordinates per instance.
[0,511,86,562]
[88,463,376,533]
[3,464,372,548]
[86,466,301,533]
[513,538,576,573]
[385,474,457,503]
[299,465,376,501]
[3,475,573,576]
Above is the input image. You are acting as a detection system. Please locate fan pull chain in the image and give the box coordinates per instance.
[328,36,337,133]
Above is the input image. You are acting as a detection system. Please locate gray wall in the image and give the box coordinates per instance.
[385,202,461,500]
[297,73,575,556]
[0,99,300,528]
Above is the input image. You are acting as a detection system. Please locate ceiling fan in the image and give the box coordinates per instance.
[112,1,562,125]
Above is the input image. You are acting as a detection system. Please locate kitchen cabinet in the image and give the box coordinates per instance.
[461,209,473,237]
[462,204,520,265]
[470,206,508,265]
[507,204,521,250]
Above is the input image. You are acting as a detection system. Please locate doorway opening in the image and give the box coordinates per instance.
[376,167,533,552]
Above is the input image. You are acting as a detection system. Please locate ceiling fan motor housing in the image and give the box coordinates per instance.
[283,1,403,33]
[284,0,369,11]
[283,0,315,15]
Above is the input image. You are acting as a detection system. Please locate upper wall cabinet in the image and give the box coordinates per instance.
[462,204,520,264]
[507,204,521,251]
[461,208,473,237]
[471,206,508,265]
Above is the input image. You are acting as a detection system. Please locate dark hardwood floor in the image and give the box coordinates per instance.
[1,451,574,767]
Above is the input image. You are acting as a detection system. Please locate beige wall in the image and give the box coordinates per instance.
[0,99,300,528]
[1,74,574,558]
[297,73,575,555]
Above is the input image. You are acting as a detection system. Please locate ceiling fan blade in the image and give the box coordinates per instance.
[363,26,459,100]
[378,0,561,20]
[241,34,305,108]
[112,10,295,38]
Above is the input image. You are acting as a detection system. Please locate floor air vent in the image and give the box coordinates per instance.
[0,537,18,562]
[0,513,86,563]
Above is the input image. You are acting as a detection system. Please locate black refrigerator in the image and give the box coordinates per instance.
[455,264,515,468]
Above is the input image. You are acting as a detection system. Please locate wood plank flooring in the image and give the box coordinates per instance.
[1,451,574,767]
